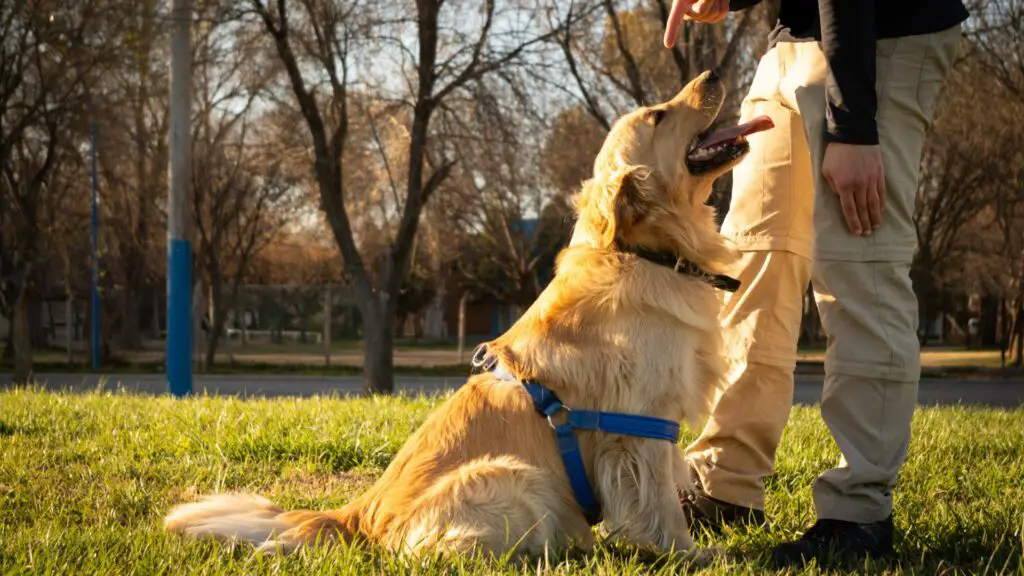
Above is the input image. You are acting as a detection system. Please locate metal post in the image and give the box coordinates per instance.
[457,292,467,364]
[240,301,247,346]
[167,0,193,397]
[90,123,100,372]
[324,285,332,366]
[66,294,73,364]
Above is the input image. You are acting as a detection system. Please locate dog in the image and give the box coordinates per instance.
[164,70,773,560]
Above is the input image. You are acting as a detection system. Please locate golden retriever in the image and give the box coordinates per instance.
[164,70,772,560]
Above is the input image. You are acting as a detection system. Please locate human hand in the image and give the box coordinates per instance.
[663,0,729,48]
[822,143,886,236]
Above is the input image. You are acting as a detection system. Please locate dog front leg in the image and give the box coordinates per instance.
[595,439,696,555]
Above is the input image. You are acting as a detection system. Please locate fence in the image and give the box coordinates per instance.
[221,284,360,345]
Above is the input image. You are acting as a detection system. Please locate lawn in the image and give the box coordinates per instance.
[1,389,1021,575]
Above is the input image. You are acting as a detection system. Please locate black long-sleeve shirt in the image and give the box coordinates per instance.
[730,0,969,145]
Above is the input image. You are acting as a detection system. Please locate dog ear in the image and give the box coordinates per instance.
[600,168,652,247]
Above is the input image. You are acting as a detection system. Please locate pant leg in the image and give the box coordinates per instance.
[685,45,815,510]
[803,27,962,522]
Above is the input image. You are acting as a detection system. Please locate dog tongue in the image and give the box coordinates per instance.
[695,115,775,149]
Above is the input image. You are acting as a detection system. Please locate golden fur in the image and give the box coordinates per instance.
[165,71,743,560]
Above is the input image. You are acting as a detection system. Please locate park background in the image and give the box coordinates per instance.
[0,1,1022,574]
[1,0,1023,393]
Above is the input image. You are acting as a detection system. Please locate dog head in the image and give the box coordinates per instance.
[571,70,772,259]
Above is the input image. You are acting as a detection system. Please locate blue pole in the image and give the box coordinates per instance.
[167,0,193,397]
[90,122,100,373]
[167,240,192,397]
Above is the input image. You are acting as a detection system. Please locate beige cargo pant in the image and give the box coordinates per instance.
[685,27,960,523]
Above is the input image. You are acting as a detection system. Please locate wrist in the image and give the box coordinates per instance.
[824,127,879,146]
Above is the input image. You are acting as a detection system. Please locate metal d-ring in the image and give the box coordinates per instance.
[471,344,496,371]
[546,404,572,429]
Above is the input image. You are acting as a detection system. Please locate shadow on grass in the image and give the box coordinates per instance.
[895,521,1023,574]
[723,526,1023,574]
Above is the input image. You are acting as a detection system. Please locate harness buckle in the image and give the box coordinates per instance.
[545,404,571,429]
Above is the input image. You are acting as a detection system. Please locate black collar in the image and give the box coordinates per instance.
[616,244,741,293]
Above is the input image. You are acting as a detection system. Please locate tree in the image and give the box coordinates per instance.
[444,79,573,309]
[893,0,1024,359]
[190,3,295,369]
[247,0,559,393]
[553,1,770,129]
[0,1,98,381]
[912,56,1014,343]
[84,0,168,351]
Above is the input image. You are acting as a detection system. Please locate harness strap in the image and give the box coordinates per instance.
[566,410,680,441]
[480,353,681,526]
[522,380,603,524]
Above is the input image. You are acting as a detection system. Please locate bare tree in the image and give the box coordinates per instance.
[553,1,769,129]
[912,54,1017,343]
[443,79,572,309]
[81,0,169,351]
[0,1,99,381]
[247,0,559,393]
[941,0,1024,361]
[189,5,295,368]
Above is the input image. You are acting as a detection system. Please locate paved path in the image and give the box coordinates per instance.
[3,372,1022,407]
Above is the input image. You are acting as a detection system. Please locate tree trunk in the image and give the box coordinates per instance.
[204,272,226,370]
[124,2,153,352]
[1000,297,1008,368]
[12,285,32,384]
[238,298,247,346]
[1,330,12,365]
[323,286,332,366]
[800,286,820,345]
[119,287,141,350]
[457,292,468,363]
[394,312,407,339]
[919,300,930,346]
[66,293,73,363]
[1011,293,1019,364]
[25,291,44,349]
[192,278,206,372]
[152,287,162,338]
[425,283,446,340]
[362,298,394,395]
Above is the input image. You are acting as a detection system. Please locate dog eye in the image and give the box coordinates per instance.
[645,109,666,126]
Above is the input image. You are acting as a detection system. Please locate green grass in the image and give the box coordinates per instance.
[1,389,1021,575]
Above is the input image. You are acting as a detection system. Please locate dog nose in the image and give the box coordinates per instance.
[707,68,721,82]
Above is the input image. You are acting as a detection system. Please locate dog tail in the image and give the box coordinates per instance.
[164,493,357,553]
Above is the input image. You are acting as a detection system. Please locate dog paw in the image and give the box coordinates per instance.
[255,537,298,556]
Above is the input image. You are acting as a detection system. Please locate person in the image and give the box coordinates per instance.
[663,0,969,567]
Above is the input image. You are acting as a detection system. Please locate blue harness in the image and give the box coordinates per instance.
[473,349,681,526]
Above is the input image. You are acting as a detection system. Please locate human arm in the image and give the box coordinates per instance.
[818,0,885,235]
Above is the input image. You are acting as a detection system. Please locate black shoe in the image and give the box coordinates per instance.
[770,515,894,568]
[679,473,766,531]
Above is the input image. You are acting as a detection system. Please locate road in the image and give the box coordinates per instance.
[2,372,1022,407]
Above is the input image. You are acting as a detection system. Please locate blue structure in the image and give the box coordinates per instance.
[166,241,191,397]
